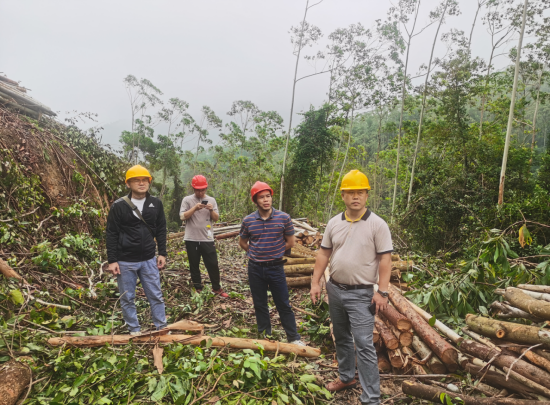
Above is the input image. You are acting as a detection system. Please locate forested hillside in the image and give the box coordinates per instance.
[1,0,550,404]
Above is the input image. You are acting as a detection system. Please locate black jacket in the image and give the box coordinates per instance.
[106,192,167,263]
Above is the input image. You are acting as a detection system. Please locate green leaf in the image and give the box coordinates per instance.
[300,374,317,383]
[306,383,321,392]
[428,315,436,327]
[206,338,213,348]
[9,289,24,305]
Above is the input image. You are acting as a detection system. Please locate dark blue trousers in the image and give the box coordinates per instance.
[247,261,301,342]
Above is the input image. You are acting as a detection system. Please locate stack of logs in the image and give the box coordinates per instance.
[395,283,550,403]
[284,246,414,289]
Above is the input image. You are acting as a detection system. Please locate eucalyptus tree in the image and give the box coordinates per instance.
[383,0,437,219]
[123,75,163,163]
[279,0,324,210]
[469,0,490,47]
[407,0,460,208]
[326,23,388,220]
[227,100,260,139]
[193,106,222,172]
[498,0,529,205]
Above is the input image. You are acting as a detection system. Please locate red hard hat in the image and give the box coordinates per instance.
[191,175,208,189]
[251,181,274,202]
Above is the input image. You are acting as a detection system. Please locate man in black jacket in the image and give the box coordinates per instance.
[106,165,168,335]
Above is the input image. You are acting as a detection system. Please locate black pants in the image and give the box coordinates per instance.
[185,241,221,290]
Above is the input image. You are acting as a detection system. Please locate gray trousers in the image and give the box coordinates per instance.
[327,280,380,405]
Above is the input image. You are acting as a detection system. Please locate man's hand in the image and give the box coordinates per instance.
[310,282,322,304]
[195,202,205,211]
[372,292,389,314]
[108,262,120,275]
[157,255,166,270]
[205,203,214,211]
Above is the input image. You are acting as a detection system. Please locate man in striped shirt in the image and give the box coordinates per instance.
[239,181,304,346]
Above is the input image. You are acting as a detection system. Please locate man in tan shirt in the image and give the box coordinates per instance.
[310,170,392,405]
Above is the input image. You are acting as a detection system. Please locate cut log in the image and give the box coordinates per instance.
[391,254,400,261]
[375,315,398,350]
[390,269,401,279]
[373,327,379,344]
[215,231,240,240]
[458,339,550,388]
[286,276,311,287]
[535,349,550,362]
[509,287,550,302]
[387,348,404,368]
[465,314,550,347]
[499,344,550,374]
[503,366,550,399]
[402,346,427,375]
[211,224,241,233]
[377,353,392,373]
[166,319,204,332]
[167,231,185,240]
[402,380,548,405]
[406,297,462,344]
[490,300,544,323]
[283,257,316,265]
[0,258,26,281]
[391,260,413,271]
[284,265,314,275]
[504,287,550,319]
[518,284,550,294]
[292,219,317,233]
[388,285,459,370]
[48,334,320,357]
[389,324,413,347]
[465,363,538,398]
[411,334,447,374]
[379,305,412,331]
[0,360,32,405]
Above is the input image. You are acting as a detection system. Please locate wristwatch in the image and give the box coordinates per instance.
[378,290,389,298]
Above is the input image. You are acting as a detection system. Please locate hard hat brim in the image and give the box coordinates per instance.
[340,186,370,191]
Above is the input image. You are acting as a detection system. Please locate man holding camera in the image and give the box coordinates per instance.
[310,170,393,405]
[179,175,228,297]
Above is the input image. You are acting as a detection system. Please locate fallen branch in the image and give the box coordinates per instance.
[286,276,311,287]
[402,380,548,405]
[505,287,550,319]
[518,284,550,294]
[0,258,26,282]
[47,334,321,358]
[490,300,544,323]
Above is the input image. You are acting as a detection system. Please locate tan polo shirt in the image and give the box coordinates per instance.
[321,209,393,285]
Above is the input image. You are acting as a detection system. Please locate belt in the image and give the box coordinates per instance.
[249,258,286,266]
[330,277,373,291]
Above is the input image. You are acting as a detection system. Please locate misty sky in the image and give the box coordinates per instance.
[1,0,521,151]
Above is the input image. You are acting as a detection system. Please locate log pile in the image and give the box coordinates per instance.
[399,283,550,404]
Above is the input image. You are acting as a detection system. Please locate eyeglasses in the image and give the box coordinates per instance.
[129,178,149,184]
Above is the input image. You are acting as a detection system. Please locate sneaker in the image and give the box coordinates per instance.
[290,339,306,346]
[325,377,357,392]
[212,288,229,298]
[130,331,142,336]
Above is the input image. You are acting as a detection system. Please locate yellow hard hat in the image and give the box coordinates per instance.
[340,170,370,191]
[125,165,152,182]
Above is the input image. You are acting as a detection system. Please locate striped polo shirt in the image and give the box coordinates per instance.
[240,209,295,262]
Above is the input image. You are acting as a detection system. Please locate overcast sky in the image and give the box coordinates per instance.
[1,0,522,150]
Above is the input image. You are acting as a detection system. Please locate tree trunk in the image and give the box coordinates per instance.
[465,363,538,398]
[490,300,544,323]
[504,287,550,319]
[407,0,448,208]
[0,360,31,405]
[280,0,310,210]
[388,285,459,370]
[411,334,447,374]
[498,0,529,205]
[406,295,462,344]
[284,265,314,275]
[377,353,392,373]
[0,258,25,281]
[375,315,399,350]
[503,366,550,399]
[286,276,312,287]
[502,344,550,374]
[530,69,543,165]
[459,339,550,388]
[401,346,427,376]
[48,334,321,358]
[391,260,414,271]
[507,287,550,302]
[283,257,316,265]
[387,348,404,368]
[402,380,548,405]
[465,314,550,347]
[379,305,412,331]
[389,323,413,347]
[215,231,240,240]
[518,284,550,294]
